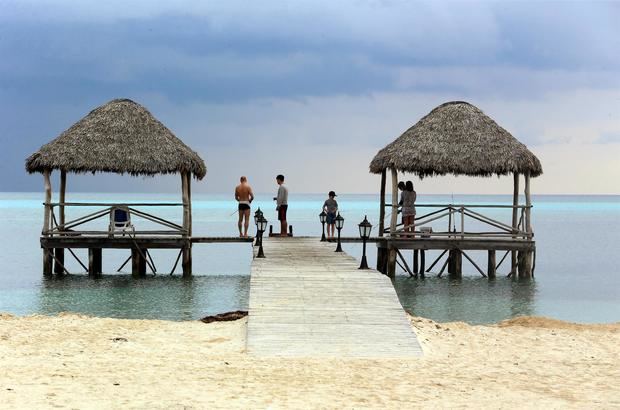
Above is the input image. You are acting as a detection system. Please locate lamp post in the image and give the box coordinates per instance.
[254,208,263,246]
[358,215,372,269]
[319,211,327,242]
[256,215,268,258]
[334,213,344,252]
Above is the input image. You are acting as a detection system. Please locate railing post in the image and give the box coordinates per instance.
[460,206,464,238]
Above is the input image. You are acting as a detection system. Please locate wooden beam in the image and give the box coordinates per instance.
[524,172,532,235]
[187,172,193,237]
[59,170,66,226]
[181,172,189,237]
[378,169,386,237]
[43,170,52,235]
[511,172,519,276]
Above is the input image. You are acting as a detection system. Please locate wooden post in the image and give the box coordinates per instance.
[520,172,533,278]
[376,246,388,274]
[487,250,496,279]
[42,170,53,275]
[187,173,193,237]
[386,168,399,278]
[379,169,386,237]
[54,248,65,275]
[59,170,66,226]
[53,170,67,275]
[132,248,146,278]
[419,250,425,278]
[43,170,52,235]
[524,172,532,236]
[413,250,419,274]
[43,249,53,277]
[88,248,102,277]
[181,172,192,277]
[511,172,519,276]
[448,249,462,278]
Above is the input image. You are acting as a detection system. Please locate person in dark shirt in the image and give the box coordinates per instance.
[323,191,338,239]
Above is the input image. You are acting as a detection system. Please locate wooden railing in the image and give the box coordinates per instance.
[383,203,533,240]
[43,202,186,237]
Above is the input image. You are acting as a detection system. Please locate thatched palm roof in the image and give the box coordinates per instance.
[369,101,542,178]
[25,99,207,179]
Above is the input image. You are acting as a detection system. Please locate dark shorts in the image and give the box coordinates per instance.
[278,205,288,221]
[238,203,250,211]
[326,212,336,225]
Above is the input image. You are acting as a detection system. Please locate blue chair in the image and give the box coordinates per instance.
[109,207,134,236]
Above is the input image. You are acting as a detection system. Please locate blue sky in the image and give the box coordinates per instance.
[1,0,619,194]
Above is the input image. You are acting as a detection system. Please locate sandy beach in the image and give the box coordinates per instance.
[0,313,618,409]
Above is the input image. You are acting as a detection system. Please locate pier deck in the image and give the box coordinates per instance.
[247,237,422,358]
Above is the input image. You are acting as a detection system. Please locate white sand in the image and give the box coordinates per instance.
[0,312,619,409]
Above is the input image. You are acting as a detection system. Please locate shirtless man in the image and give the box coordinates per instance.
[234,176,254,237]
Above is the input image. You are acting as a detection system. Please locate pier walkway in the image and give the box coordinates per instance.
[246,237,422,357]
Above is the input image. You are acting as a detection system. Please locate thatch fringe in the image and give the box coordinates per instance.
[369,101,542,177]
[25,99,206,179]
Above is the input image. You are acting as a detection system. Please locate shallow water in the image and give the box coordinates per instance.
[0,192,618,324]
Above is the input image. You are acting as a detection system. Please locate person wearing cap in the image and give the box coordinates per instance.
[322,191,339,239]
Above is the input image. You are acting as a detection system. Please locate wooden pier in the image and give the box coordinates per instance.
[246,237,423,358]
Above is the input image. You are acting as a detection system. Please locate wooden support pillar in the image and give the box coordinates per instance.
[518,172,533,278]
[55,171,67,273]
[89,248,102,277]
[43,249,53,277]
[419,250,425,278]
[181,172,192,277]
[187,173,193,237]
[524,172,532,237]
[132,248,146,278]
[413,250,419,274]
[378,169,386,237]
[487,250,496,279]
[448,249,462,278]
[59,170,66,227]
[511,172,519,276]
[386,168,399,278]
[182,245,192,278]
[43,170,52,235]
[376,246,388,274]
[54,248,65,275]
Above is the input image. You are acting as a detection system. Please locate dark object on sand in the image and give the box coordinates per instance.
[200,310,248,323]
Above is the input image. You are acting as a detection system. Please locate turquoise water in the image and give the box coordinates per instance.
[0,192,619,324]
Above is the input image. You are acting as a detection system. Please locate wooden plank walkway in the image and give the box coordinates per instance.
[246,237,422,358]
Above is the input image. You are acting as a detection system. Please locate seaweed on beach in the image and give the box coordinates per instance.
[200,311,248,323]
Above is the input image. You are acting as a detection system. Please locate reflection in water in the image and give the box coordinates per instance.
[37,274,249,321]
[394,276,537,324]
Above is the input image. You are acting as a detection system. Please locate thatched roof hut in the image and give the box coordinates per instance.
[369,101,542,178]
[26,98,206,179]
[371,101,542,255]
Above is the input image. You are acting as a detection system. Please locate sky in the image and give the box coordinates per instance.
[0,0,618,195]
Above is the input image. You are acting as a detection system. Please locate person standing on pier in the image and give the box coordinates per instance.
[274,174,288,236]
[235,176,254,237]
[323,191,338,239]
[401,180,417,236]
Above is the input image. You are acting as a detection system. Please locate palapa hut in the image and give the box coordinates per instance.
[369,101,542,279]
[26,98,206,277]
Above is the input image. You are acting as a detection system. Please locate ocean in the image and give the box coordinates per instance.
[0,192,618,324]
